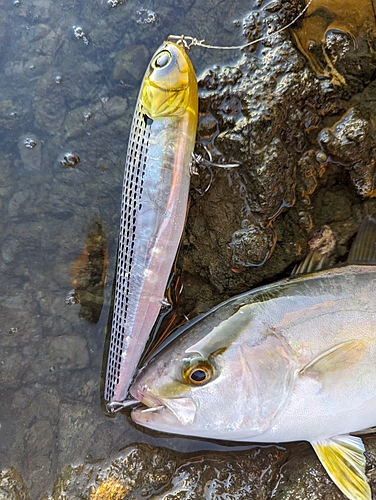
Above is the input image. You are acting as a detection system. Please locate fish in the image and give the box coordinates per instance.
[129,215,376,500]
[104,41,198,408]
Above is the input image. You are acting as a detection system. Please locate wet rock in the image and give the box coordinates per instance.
[6,190,36,220]
[0,349,25,390]
[0,467,29,500]
[0,288,40,336]
[318,108,376,197]
[55,58,105,107]
[158,447,285,499]
[33,71,66,131]
[12,0,53,22]
[113,45,150,82]
[0,101,24,130]
[11,388,61,425]
[2,239,19,262]
[22,421,54,485]
[0,12,9,65]
[56,403,112,469]
[273,443,345,499]
[49,443,286,499]
[230,221,276,267]
[291,0,376,88]
[181,0,376,299]
[18,134,41,171]
[63,96,127,140]
[47,336,89,369]
[21,24,61,59]
[189,37,330,289]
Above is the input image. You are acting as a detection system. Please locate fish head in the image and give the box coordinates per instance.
[130,306,295,441]
[140,41,198,119]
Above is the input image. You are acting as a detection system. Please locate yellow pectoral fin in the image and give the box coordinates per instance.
[300,340,367,375]
[312,434,371,500]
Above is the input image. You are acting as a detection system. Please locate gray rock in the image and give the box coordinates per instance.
[32,71,66,131]
[113,45,150,82]
[47,336,89,369]
[17,134,42,171]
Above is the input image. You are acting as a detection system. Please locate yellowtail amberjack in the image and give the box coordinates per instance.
[104,41,198,409]
[129,216,376,500]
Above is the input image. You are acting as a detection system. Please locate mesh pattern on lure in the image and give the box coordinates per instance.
[104,41,198,406]
[105,104,151,403]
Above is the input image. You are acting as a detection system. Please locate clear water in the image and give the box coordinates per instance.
[0,0,258,497]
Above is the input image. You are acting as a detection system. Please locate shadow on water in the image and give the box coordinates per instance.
[2,0,376,498]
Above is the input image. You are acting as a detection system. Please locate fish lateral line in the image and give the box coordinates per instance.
[168,0,313,51]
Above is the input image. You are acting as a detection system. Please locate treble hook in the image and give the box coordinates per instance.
[106,399,138,414]
[189,145,241,195]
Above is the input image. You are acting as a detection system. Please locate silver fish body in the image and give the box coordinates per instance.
[131,265,376,441]
[130,216,376,500]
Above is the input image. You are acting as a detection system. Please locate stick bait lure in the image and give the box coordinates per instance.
[104,41,198,409]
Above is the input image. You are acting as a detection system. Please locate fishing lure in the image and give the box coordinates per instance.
[104,0,314,411]
[104,41,198,410]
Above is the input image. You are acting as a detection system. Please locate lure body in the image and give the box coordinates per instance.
[104,42,198,405]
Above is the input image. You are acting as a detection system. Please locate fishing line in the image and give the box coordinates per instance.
[168,0,312,50]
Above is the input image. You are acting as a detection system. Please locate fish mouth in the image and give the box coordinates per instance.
[130,387,165,414]
[130,385,197,427]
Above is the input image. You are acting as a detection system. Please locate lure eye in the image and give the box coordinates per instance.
[182,357,214,386]
[153,50,172,69]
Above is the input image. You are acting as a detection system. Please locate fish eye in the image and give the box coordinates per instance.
[153,50,172,69]
[190,369,207,383]
[182,357,214,386]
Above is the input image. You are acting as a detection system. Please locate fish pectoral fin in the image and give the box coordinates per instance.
[292,224,336,276]
[311,434,371,500]
[292,247,332,276]
[300,339,367,375]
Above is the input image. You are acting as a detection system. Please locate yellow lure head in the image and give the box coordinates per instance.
[140,41,198,120]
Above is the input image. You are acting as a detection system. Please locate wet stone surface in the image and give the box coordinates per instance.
[181,0,376,306]
[49,443,287,499]
[318,108,376,197]
[2,0,376,498]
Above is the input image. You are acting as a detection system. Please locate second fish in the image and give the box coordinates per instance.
[104,41,198,408]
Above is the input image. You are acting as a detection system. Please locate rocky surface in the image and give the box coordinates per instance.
[2,0,376,498]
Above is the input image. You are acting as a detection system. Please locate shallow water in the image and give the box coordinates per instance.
[2,0,376,498]
[0,0,262,498]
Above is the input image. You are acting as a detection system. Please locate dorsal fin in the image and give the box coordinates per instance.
[348,215,376,265]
